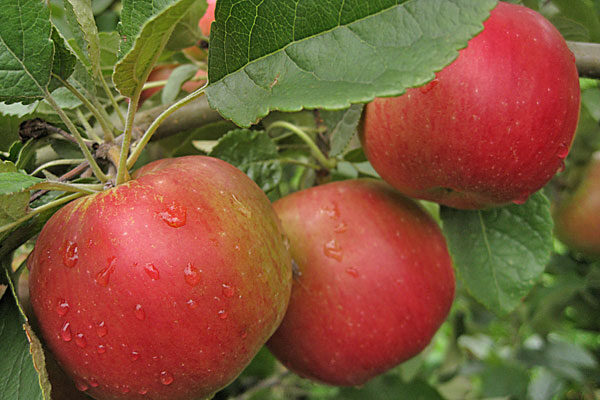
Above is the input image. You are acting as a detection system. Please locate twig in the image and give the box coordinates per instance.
[568,41,600,79]
[30,162,89,203]
[227,371,291,400]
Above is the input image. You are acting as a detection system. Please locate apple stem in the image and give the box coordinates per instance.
[115,92,141,185]
[0,192,85,235]
[126,85,208,170]
[43,89,109,183]
[267,121,336,170]
[30,181,103,194]
[278,158,322,170]
[52,74,115,142]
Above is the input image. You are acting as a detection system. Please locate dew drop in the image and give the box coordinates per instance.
[557,160,566,173]
[75,381,89,392]
[512,192,530,205]
[138,388,149,395]
[345,267,359,278]
[323,239,343,262]
[160,370,174,385]
[241,331,248,339]
[143,263,160,280]
[334,222,348,233]
[62,240,78,268]
[222,284,235,298]
[218,309,228,319]
[183,263,201,286]
[61,322,72,342]
[97,345,106,354]
[130,351,140,361]
[419,78,439,94]
[158,202,187,228]
[75,333,87,348]
[95,257,116,287]
[134,304,146,320]
[557,144,570,159]
[186,299,198,309]
[56,299,69,317]
[121,385,131,394]
[89,378,99,388]
[96,321,108,338]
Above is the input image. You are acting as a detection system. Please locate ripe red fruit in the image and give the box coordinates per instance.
[199,0,216,36]
[139,64,207,104]
[28,156,291,400]
[267,179,454,386]
[553,153,600,258]
[361,2,580,209]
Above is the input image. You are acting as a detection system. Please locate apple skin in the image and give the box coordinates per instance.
[553,153,600,258]
[199,0,216,36]
[266,179,454,386]
[361,2,580,209]
[28,156,292,400]
[139,65,207,104]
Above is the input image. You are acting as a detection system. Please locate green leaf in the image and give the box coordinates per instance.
[0,0,54,103]
[45,87,82,110]
[210,129,283,192]
[527,368,565,400]
[161,64,200,104]
[63,0,102,77]
[114,0,198,98]
[0,172,43,195]
[0,162,32,227]
[481,362,529,399]
[166,0,207,51]
[321,104,364,157]
[440,192,553,315]
[98,31,120,75]
[205,0,497,127]
[335,375,444,400]
[0,271,46,400]
[552,0,600,43]
[49,27,77,91]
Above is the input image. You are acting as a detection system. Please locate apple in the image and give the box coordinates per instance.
[360,2,580,209]
[139,64,207,105]
[199,0,216,37]
[266,179,455,386]
[28,156,292,400]
[553,152,600,258]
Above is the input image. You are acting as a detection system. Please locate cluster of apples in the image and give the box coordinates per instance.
[27,2,581,400]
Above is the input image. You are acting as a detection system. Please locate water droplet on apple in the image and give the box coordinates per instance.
[419,78,439,94]
[97,345,106,354]
[218,309,228,319]
[75,333,87,348]
[75,381,89,392]
[95,257,116,287]
[121,385,131,394]
[56,298,69,317]
[138,388,149,395]
[345,267,359,278]
[96,321,108,337]
[323,239,343,262]
[143,263,160,280]
[557,144,569,159]
[62,240,78,268]
[512,192,530,205]
[557,160,566,173]
[322,204,340,219]
[130,351,140,361]
[134,304,146,320]
[158,202,187,228]
[334,222,348,233]
[186,299,198,309]
[61,322,72,342]
[241,331,248,339]
[184,263,201,286]
[89,378,99,388]
[160,371,174,385]
[222,283,235,298]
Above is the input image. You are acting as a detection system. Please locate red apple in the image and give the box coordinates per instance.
[361,2,580,209]
[199,0,216,37]
[553,152,600,258]
[266,179,454,386]
[139,65,207,105]
[28,156,292,400]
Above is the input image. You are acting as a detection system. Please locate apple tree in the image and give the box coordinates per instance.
[0,0,599,399]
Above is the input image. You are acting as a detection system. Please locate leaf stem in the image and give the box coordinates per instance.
[0,192,85,235]
[116,93,140,184]
[267,121,336,169]
[278,158,322,170]
[127,85,207,169]
[43,88,108,183]
[99,74,126,125]
[52,73,114,141]
[31,159,86,176]
[31,181,103,194]
[75,109,103,142]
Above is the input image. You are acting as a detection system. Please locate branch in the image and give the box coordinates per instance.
[568,41,600,79]
[133,95,224,141]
